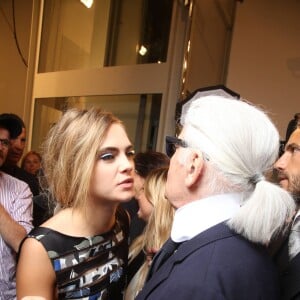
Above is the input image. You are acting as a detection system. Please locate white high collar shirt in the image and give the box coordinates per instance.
[171,193,243,243]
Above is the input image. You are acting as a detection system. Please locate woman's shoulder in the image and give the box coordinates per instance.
[27,226,78,257]
[27,210,84,257]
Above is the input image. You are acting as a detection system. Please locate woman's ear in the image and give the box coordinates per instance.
[184,151,205,188]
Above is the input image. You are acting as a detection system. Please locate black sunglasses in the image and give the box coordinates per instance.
[165,136,188,157]
[165,135,210,161]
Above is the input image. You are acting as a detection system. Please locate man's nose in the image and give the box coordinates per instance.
[15,140,23,149]
[274,152,289,170]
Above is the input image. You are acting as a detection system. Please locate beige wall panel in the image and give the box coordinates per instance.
[227,0,300,139]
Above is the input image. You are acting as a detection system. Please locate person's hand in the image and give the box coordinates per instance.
[145,247,158,266]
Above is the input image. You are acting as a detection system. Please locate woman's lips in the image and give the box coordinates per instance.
[119,178,134,189]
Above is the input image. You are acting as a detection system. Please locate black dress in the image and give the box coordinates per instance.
[26,209,129,300]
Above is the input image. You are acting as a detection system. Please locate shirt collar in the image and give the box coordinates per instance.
[171,193,243,242]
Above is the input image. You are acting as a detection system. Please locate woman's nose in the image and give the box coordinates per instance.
[120,155,133,172]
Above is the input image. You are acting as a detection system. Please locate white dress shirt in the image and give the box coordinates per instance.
[171,193,243,243]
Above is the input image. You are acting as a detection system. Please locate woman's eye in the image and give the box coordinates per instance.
[99,153,114,161]
[127,150,135,157]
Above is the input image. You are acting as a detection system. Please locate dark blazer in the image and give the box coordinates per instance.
[136,222,280,300]
[272,230,300,300]
[280,252,300,300]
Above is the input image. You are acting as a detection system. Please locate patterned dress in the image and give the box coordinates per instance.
[27,210,129,300]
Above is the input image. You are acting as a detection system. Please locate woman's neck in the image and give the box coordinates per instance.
[45,201,118,237]
[73,202,117,236]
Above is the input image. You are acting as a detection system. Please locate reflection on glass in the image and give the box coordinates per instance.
[32,94,162,152]
[38,0,173,72]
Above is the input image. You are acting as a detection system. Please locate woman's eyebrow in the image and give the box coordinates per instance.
[98,147,118,152]
[98,144,133,152]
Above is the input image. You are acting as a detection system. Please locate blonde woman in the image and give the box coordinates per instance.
[17,108,135,299]
[21,150,42,176]
[125,167,174,299]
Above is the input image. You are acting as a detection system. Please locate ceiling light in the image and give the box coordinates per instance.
[80,0,93,8]
[138,45,148,56]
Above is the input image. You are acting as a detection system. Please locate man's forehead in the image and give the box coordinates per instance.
[288,128,300,145]
[178,127,186,138]
[0,127,10,138]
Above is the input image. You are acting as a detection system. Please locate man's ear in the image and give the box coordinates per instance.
[184,151,205,188]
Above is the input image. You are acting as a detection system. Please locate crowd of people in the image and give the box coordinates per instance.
[0,94,299,300]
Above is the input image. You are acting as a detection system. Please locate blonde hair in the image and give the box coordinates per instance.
[42,108,122,209]
[143,168,174,250]
[126,167,174,298]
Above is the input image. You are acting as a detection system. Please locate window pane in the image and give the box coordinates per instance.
[32,94,162,152]
[38,0,173,72]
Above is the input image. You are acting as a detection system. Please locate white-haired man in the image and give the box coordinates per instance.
[274,116,300,300]
[136,95,295,300]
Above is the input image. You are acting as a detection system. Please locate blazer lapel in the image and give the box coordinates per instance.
[136,222,236,299]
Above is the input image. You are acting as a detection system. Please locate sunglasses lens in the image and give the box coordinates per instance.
[166,138,176,157]
[166,144,172,157]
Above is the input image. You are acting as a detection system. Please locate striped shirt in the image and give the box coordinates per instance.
[0,171,33,300]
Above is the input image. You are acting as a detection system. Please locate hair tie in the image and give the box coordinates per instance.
[249,174,265,185]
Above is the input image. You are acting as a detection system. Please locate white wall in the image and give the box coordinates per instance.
[227,0,300,139]
[0,0,32,122]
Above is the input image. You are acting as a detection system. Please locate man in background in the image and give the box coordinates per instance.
[0,113,39,196]
[0,115,33,299]
[274,114,300,300]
